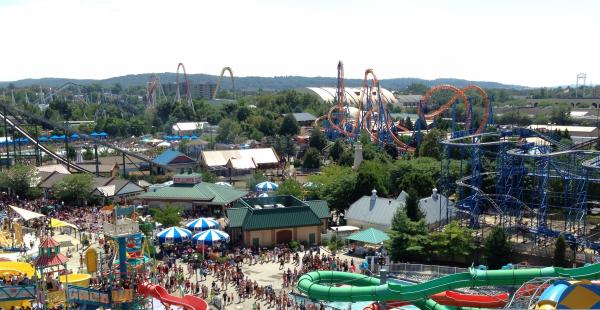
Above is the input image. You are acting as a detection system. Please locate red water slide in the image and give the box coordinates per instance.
[430,290,509,308]
[363,291,509,309]
[138,282,208,310]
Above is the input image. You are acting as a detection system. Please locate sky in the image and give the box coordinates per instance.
[0,0,598,87]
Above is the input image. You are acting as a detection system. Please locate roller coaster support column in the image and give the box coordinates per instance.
[488,96,494,125]
[122,152,127,177]
[467,97,473,132]
[34,125,40,166]
[117,236,131,310]
[94,144,100,176]
[11,130,17,165]
[3,106,9,169]
[451,102,457,135]
[64,130,70,172]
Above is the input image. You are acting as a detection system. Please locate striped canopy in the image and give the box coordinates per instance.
[156,227,192,244]
[255,181,278,192]
[192,229,230,246]
[185,217,219,232]
[215,182,232,187]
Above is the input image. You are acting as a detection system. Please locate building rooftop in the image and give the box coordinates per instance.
[152,149,196,166]
[138,182,247,205]
[292,112,317,123]
[200,148,279,168]
[346,191,405,228]
[304,200,330,219]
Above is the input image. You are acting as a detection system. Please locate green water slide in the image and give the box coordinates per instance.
[296,263,600,303]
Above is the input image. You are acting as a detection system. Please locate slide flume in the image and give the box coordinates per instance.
[297,263,600,303]
[138,282,208,310]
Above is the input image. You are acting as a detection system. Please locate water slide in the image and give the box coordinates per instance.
[535,280,600,310]
[429,291,508,308]
[137,283,208,310]
[297,263,600,304]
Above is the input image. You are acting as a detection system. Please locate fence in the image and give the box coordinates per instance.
[371,262,544,278]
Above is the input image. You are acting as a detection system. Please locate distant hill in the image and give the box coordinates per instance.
[0,73,527,90]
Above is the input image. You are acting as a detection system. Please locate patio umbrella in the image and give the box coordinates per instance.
[215,182,232,187]
[185,218,219,232]
[90,132,100,137]
[192,229,230,246]
[258,193,269,197]
[99,132,108,138]
[39,137,49,142]
[156,227,192,244]
[255,181,278,192]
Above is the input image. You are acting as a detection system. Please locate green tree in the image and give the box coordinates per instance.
[178,139,190,154]
[484,227,512,269]
[302,148,321,169]
[338,149,354,167]
[330,140,343,162]
[310,165,357,213]
[216,118,243,144]
[430,221,475,263]
[279,114,299,136]
[276,179,304,199]
[309,129,327,151]
[390,157,441,198]
[246,172,266,191]
[66,146,76,161]
[385,207,429,262]
[274,136,296,161]
[152,204,183,227]
[0,164,37,198]
[405,191,422,221]
[354,160,390,198]
[553,234,567,267]
[418,129,445,160]
[406,83,428,95]
[550,105,571,125]
[202,170,217,183]
[52,174,94,205]
[82,147,94,160]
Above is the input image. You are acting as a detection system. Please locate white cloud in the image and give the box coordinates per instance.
[0,0,598,86]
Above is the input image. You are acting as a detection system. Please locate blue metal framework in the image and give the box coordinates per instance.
[441,128,600,252]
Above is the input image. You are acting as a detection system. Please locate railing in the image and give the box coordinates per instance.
[0,285,36,301]
[67,286,110,306]
[103,219,139,237]
[371,262,545,277]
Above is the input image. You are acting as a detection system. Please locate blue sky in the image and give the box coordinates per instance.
[0,0,598,87]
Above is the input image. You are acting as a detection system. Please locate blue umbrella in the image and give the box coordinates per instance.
[172,135,181,140]
[185,218,219,232]
[255,181,278,192]
[163,135,171,140]
[50,135,60,140]
[182,135,191,140]
[156,227,192,244]
[70,134,79,139]
[39,137,49,142]
[99,132,108,137]
[190,135,198,140]
[192,229,230,246]
[90,132,100,137]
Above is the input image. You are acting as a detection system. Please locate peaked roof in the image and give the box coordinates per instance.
[152,149,195,166]
[138,182,247,205]
[201,148,279,167]
[40,237,60,248]
[292,112,317,122]
[227,205,322,231]
[419,193,455,225]
[304,200,330,219]
[346,196,404,228]
[346,228,390,244]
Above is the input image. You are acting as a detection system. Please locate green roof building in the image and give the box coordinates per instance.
[226,196,330,248]
[136,173,247,217]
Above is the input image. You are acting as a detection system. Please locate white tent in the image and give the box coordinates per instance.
[9,205,45,221]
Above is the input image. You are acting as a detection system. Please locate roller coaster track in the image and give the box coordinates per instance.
[175,62,194,113]
[213,67,235,100]
[325,61,353,138]
[33,82,89,106]
[0,109,92,173]
[570,137,600,150]
[0,102,173,173]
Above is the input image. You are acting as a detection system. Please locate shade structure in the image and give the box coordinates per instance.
[192,229,230,246]
[255,181,278,192]
[346,228,390,245]
[156,227,192,244]
[90,132,100,137]
[39,137,49,142]
[258,193,269,197]
[215,182,232,187]
[50,218,78,230]
[10,205,45,221]
[185,218,219,232]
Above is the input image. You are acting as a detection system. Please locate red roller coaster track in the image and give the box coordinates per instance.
[175,62,194,113]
